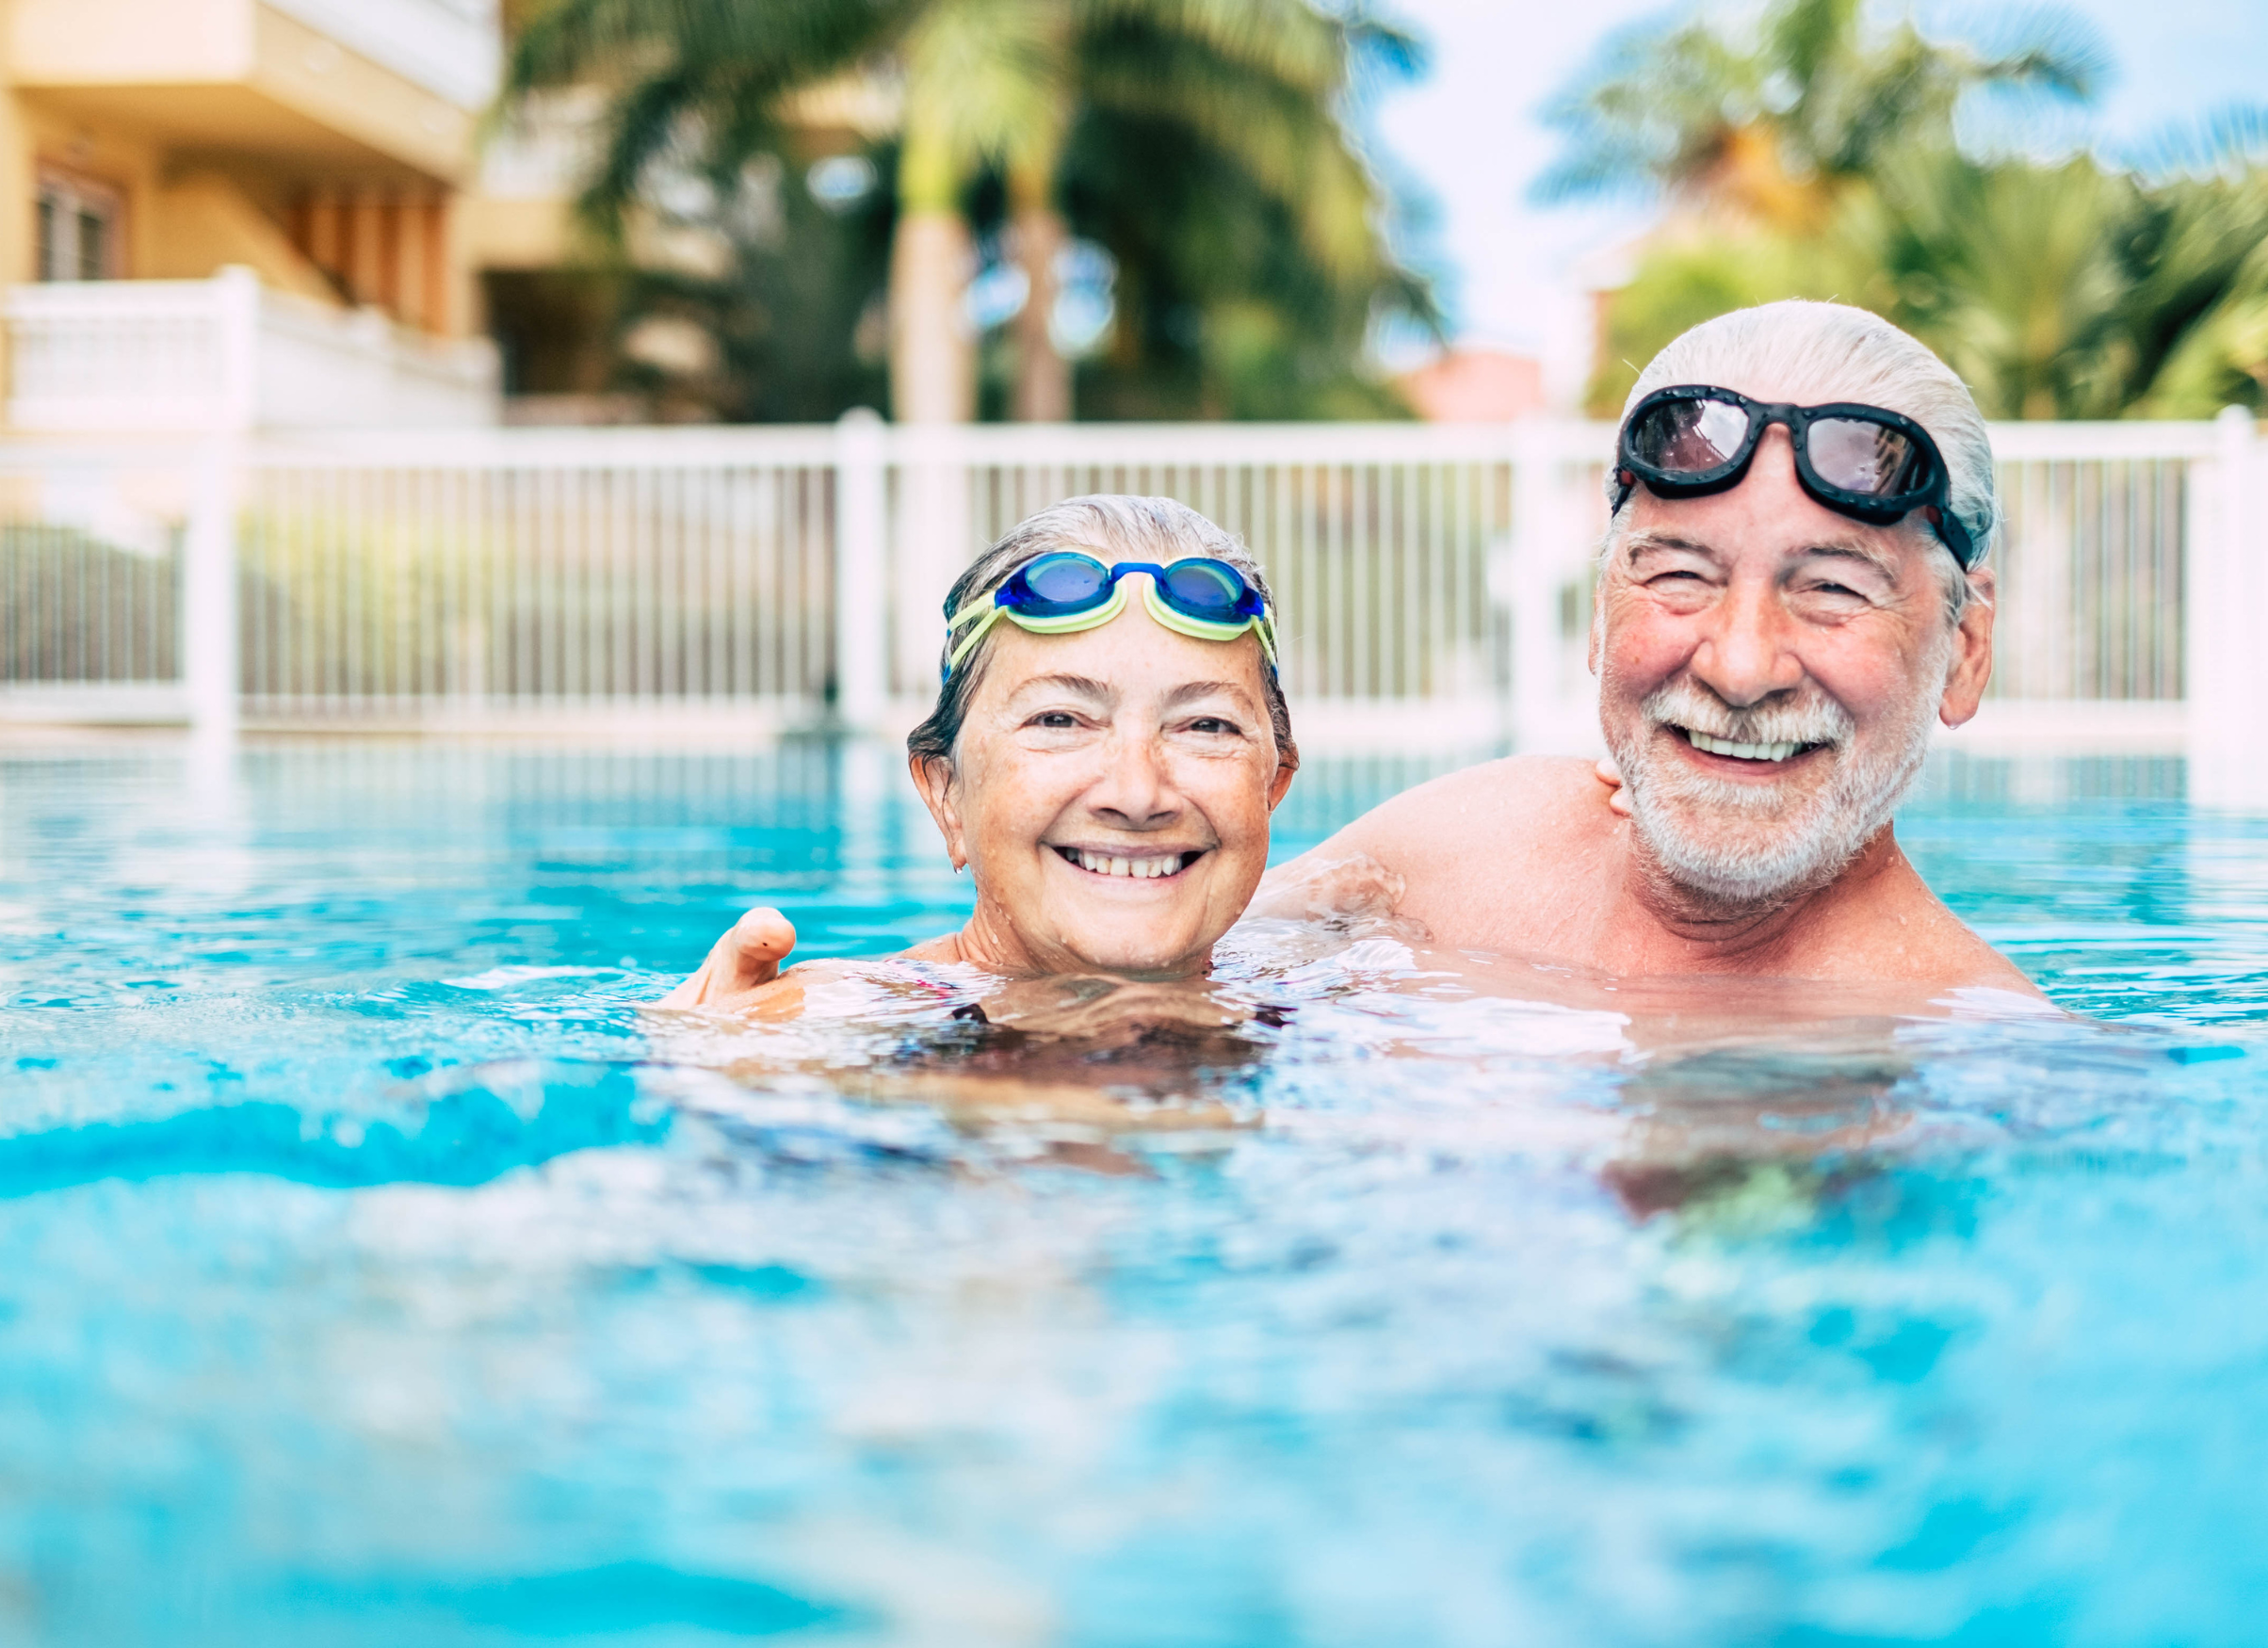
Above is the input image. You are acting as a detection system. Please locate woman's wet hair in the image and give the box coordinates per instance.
[905,494,1296,770]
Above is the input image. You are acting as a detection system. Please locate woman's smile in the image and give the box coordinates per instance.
[1049,845,1208,881]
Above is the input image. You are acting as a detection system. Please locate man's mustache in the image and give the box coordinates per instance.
[1641,678,1855,751]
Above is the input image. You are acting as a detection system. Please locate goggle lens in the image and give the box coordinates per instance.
[1013,552,1113,613]
[1158,559,1248,622]
[1631,397,1749,472]
[1806,417,1930,497]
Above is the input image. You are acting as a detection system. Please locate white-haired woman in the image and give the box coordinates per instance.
[663,494,1297,1016]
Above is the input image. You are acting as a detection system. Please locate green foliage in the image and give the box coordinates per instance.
[0,526,177,684]
[615,154,893,423]
[1550,0,2268,421]
[1592,235,1850,412]
[503,0,1435,421]
[1538,0,2099,222]
[1590,151,2268,420]
[1058,100,1422,419]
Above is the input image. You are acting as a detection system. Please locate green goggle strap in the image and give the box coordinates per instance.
[944,572,1276,675]
[945,581,1129,672]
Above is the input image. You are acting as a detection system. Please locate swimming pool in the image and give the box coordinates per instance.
[3,738,2265,1646]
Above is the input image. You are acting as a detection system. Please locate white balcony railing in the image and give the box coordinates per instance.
[4,269,500,434]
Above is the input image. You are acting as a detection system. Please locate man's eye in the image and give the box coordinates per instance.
[1188,717,1238,735]
[1031,712,1078,729]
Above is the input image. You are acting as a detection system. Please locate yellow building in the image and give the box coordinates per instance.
[0,0,515,430]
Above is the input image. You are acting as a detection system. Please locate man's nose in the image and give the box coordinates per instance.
[1090,728,1181,828]
[1682,430,1808,706]
[1690,577,1806,707]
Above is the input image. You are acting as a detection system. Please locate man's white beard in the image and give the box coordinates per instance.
[1605,650,1948,909]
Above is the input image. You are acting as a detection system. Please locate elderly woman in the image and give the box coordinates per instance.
[662,494,1296,1015]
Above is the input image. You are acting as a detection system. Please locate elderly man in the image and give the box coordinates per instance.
[1263,299,2033,994]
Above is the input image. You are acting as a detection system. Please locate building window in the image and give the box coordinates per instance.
[36,174,121,282]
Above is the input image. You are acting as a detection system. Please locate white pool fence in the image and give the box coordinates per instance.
[1,410,2262,794]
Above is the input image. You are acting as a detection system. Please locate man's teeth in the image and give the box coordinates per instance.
[1685,729,1805,762]
[1070,848,1184,878]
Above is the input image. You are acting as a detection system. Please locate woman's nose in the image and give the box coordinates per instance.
[1090,729,1181,827]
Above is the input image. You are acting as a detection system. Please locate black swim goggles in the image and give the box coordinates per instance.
[1612,384,1980,568]
[944,551,1277,680]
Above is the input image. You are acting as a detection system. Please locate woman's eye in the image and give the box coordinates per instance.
[1031,712,1078,729]
[1188,717,1238,735]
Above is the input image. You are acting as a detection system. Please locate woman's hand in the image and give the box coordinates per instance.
[1595,756,1632,817]
[657,907,798,1012]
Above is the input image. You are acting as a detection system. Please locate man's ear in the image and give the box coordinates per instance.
[909,754,968,870]
[1938,567,1996,728]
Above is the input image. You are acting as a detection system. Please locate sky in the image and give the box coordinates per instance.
[1369,0,2268,396]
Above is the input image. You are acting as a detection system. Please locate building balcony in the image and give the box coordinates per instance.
[8,0,499,183]
[5,267,498,432]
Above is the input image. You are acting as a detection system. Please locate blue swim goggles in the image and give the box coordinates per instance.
[944,551,1278,680]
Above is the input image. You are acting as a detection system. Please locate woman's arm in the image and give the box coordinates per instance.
[656,907,799,1012]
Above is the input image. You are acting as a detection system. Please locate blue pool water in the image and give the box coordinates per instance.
[3,738,2267,1647]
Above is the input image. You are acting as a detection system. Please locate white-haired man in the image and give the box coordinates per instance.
[1269,299,2035,994]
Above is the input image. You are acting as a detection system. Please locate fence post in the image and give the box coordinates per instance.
[183,435,241,741]
[834,407,888,731]
[2190,406,2268,807]
[1505,422,1599,754]
[179,267,260,744]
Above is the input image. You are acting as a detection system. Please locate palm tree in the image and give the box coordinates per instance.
[1585,139,2268,420]
[1535,0,2101,231]
[504,0,1420,423]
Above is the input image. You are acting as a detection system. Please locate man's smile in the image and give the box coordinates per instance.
[1669,724,1832,766]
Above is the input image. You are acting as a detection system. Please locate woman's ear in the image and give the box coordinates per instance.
[1266,749,1297,811]
[909,754,968,869]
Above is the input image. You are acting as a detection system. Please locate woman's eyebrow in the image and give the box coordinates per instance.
[1161,681,1251,710]
[1011,673,1112,701]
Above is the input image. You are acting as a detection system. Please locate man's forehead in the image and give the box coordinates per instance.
[1668,372,1893,411]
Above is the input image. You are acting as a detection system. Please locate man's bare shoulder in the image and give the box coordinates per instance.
[1790,844,2043,997]
[1326,754,1610,868]
[1283,755,1616,951]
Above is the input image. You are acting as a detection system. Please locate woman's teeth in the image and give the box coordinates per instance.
[1685,729,1807,762]
[1061,848,1190,879]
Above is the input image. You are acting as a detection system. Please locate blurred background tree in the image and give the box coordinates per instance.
[1545,0,2268,420]
[504,0,1437,424]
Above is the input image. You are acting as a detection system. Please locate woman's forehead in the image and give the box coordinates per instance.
[980,605,1268,700]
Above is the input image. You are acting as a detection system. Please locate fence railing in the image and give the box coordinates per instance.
[0,413,2261,779]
